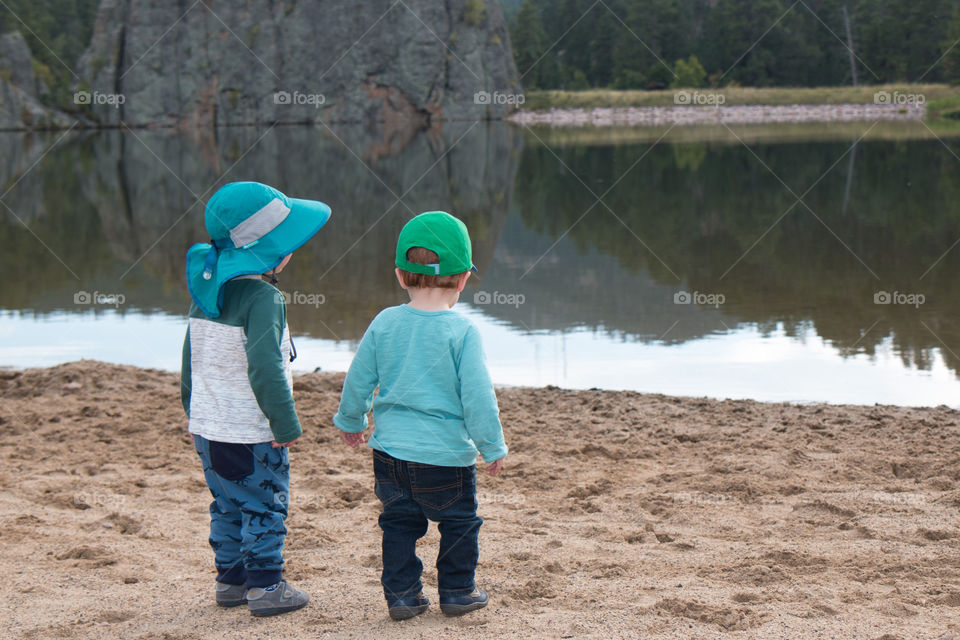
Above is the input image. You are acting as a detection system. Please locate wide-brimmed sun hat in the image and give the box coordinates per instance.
[186,181,331,317]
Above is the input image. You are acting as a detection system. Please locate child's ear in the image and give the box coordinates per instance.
[456,271,471,293]
[394,268,409,290]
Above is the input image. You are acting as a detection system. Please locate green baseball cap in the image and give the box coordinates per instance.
[396,211,478,276]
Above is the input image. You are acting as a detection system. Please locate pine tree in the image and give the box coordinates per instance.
[512,0,550,88]
[942,2,960,84]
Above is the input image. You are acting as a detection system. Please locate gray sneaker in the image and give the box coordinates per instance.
[246,580,309,617]
[214,582,247,607]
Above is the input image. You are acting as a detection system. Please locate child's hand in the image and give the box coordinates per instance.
[272,438,298,448]
[340,430,366,449]
[486,457,505,476]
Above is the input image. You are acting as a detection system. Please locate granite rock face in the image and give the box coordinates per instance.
[0,77,76,130]
[0,30,75,130]
[77,0,521,127]
[0,31,39,98]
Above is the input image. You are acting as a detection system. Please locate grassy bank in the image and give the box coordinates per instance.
[521,118,960,148]
[523,84,960,111]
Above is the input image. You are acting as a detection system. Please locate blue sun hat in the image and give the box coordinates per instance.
[186,181,331,318]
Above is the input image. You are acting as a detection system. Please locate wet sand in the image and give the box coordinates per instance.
[1,361,958,639]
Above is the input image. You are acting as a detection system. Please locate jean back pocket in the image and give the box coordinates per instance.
[409,463,463,511]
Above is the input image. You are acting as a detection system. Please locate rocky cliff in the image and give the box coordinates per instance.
[0,31,75,130]
[76,0,521,127]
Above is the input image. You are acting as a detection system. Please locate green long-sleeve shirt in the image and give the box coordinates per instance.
[181,276,301,444]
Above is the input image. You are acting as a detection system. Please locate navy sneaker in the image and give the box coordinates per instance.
[388,592,430,621]
[439,588,488,617]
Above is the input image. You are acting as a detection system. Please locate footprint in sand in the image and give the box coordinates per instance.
[509,578,557,601]
[95,610,136,624]
[731,592,763,604]
[102,513,143,535]
[654,597,761,632]
[55,545,117,568]
[919,528,953,542]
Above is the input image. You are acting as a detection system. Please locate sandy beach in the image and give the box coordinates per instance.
[1,361,958,639]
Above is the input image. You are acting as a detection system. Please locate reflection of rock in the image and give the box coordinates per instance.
[0,133,56,223]
[77,0,520,127]
[74,121,521,336]
[473,212,734,343]
[80,130,218,276]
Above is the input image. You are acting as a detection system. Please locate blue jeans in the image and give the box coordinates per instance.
[194,435,289,588]
[372,449,482,605]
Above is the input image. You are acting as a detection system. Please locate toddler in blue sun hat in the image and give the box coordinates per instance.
[334,211,508,621]
[180,181,330,616]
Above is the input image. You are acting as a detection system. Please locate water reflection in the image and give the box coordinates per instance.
[502,130,960,376]
[0,122,521,340]
[3,121,960,399]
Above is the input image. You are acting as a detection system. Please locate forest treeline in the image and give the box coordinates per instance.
[504,0,960,89]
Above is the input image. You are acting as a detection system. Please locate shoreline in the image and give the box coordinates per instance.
[507,103,927,128]
[1,358,954,409]
[0,101,939,135]
[2,360,959,638]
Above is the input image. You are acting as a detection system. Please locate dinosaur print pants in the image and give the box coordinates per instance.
[193,435,290,588]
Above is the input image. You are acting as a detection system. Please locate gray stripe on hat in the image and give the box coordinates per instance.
[229,198,290,248]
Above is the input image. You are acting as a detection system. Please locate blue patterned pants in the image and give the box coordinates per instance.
[194,435,289,588]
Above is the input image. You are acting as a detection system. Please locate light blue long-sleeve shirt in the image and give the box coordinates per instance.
[333,304,508,467]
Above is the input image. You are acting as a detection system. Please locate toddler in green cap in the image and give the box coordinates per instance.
[181,181,330,616]
[334,211,508,621]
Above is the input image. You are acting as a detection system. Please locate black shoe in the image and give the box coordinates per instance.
[439,588,488,617]
[388,592,430,621]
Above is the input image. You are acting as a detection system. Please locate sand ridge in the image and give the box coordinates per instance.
[0,361,958,639]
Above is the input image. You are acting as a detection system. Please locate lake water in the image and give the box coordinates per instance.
[3,120,960,406]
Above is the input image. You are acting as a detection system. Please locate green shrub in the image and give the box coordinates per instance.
[670,55,706,89]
